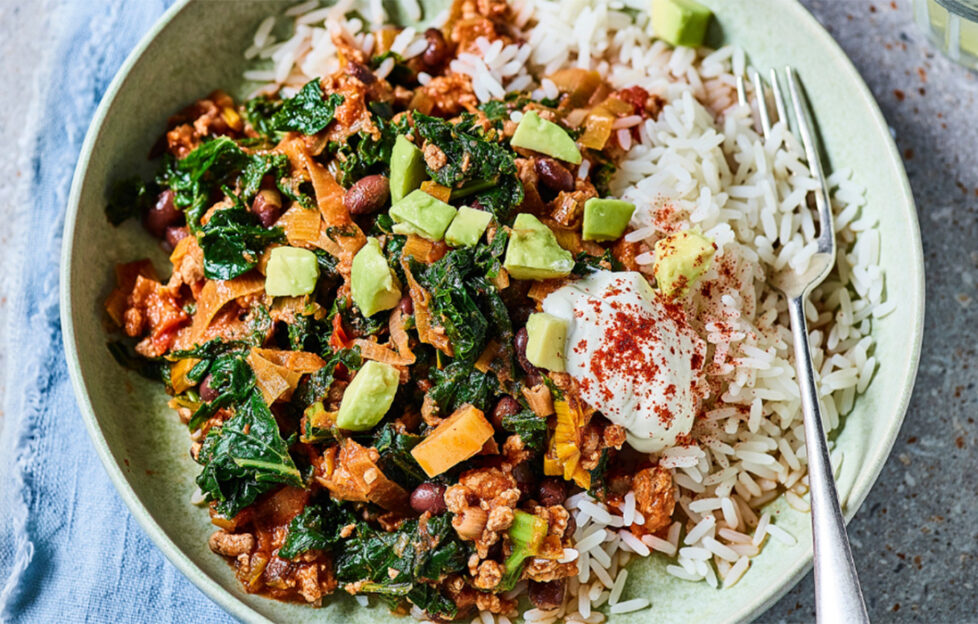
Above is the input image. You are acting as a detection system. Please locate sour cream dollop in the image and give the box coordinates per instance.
[542,271,707,452]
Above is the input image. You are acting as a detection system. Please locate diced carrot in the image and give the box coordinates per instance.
[411,404,495,477]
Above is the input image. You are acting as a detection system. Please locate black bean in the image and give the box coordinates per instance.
[512,461,536,503]
[199,374,220,402]
[529,580,566,610]
[344,174,390,215]
[251,189,282,228]
[165,225,190,250]
[535,158,575,193]
[421,28,449,69]
[537,478,566,506]
[144,189,182,238]
[347,60,376,84]
[491,396,520,429]
[410,483,447,515]
[515,327,541,378]
[399,295,414,316]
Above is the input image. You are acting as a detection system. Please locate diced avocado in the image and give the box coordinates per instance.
[582,198,636,241]
[510,111,582,164]
[389,189,458,241]
[651,0,713,48]
[264,246,319,297]
[653,229,717,297]
[525,312,568,372]
[390,135,426,203]
[336,360,400,431]
[445,206,493,248]
[351,238,401,316]
[503,214,574,280]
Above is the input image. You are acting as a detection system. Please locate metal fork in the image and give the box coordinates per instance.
[737,68,871,624]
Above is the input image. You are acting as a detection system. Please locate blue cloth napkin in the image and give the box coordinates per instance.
[0,2,235,622]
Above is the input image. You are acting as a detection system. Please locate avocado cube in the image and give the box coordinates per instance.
[336,360,400,431]
[525,312,568,372]
[510,111,582,164]
[653,229,717,297]
[389,189,458,241]
[351,238,401,317]
[445,206,493,248]
[390,135,426,203]
[264,246,319,297]
[503,213,574,280]
[651,0,713,48]
[582,198,636,241]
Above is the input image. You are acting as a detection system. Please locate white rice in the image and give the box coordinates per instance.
[243,0,887,619]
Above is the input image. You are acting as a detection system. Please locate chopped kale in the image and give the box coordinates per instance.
[477,99,510,123]
[331,114,411,187]
[247,304,273,346]
[411,112,524,221]
[473,229,508,278]
[271,79,344,135]
[158,136,251,230]
[279,498,356,560]
[572,249,623,276]
[372,424,426,489]
[587,448,611,498]
[105,176,153,226]
[185,348,256,430]
[410,250,488,363]
[291,347,362,411]
[195,389,303,518]
[428,359,496,415]
[242,95,282,140]
[334,515,468,617]
[197,190,283,280]
[501,409,547,452]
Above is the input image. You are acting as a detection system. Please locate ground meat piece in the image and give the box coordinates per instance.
[602,424,627,449]
[423,142,448,171]
[474,591,517,615]
[445,468,520,558]
[209,530,255,557]
[502,434,531,466]
[419,73,478,116]
[523,558,578,583]
[632,466,676,533]
[473,560,504,590]
[486,506,514,533]
[165,90,241,158]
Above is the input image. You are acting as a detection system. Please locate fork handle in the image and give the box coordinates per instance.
[787,295,870,624]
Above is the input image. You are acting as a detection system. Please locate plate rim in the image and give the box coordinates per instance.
[58,0,924,622]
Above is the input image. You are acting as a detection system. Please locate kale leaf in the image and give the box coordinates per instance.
[198,190,284,280]
[428,359,496,415]
[572,249,623,276]
[272,79,344,135]
[291,347,362,411]
[372,424,425,489]
[243,95,282,140]
[158,136,251,230]
[331,114,411,187]
[410,250,488,363]
[279,497,356,560]
[185,348,256,430]
[334,515,468,617]
[501,408,547,452]
[411,112,523,221]
[195,389,303,518]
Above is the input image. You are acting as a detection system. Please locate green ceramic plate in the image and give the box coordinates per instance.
[61,1,924,622]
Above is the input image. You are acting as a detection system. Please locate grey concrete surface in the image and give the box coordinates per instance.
[0,0,973,622]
